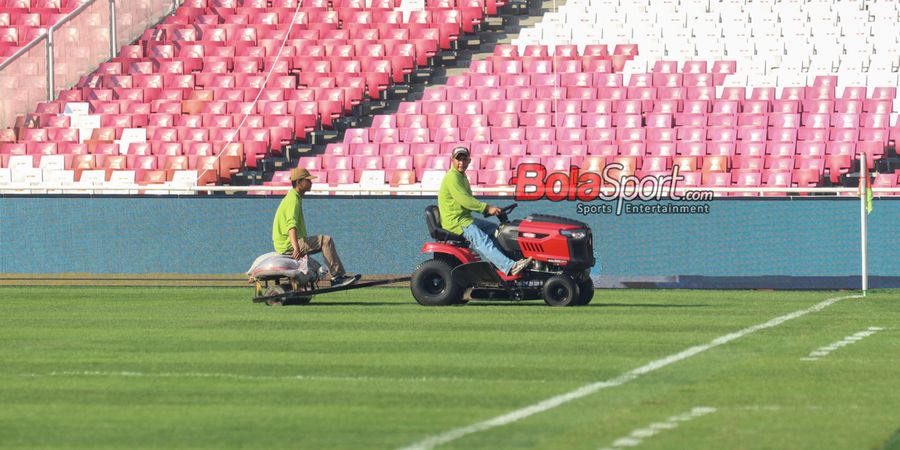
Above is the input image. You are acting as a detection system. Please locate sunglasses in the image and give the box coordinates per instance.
[454,155,470,161]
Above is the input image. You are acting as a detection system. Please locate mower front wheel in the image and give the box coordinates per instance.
[411,259,464,306]
[542,275,581,307]
[576,277,594,306]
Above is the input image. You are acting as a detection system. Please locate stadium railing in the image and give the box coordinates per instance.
[1,184,898,196]
[0,0,180,129]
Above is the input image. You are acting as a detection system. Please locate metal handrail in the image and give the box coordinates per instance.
[0,32,47,71]
[1,0,181,113]
[0,0,99,71]
[49,0,100,32]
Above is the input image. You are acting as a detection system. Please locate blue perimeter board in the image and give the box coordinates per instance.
[1,196,897,284]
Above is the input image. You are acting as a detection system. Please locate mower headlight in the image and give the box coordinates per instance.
[560,229,587,239]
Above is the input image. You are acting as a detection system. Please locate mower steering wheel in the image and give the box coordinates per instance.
[497,203,517,223]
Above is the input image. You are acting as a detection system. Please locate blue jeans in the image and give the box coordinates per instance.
[462,218,515,274]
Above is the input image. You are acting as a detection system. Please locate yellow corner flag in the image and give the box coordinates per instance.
[866,180,873,214]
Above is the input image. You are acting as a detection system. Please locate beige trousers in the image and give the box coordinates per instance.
[287,235,345,277]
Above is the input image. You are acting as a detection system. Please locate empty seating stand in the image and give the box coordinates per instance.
[271,0,900,196]
[4,0,900,196]
[290,43,898,196]
[1,0,499,192]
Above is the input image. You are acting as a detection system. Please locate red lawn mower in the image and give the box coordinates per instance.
[411,204,596,306]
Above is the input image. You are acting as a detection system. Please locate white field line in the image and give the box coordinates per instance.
[397,293,863,450]
[735,405,782,412]
[20,371,546,385]
[597,406,717,450]
[801,326,885,361]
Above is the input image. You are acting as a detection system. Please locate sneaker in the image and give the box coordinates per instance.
[509,257,533,276]
[331,274,361,288]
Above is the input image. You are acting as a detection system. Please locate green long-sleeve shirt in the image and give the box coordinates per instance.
[272,190,307,253]
[438,167,487,235]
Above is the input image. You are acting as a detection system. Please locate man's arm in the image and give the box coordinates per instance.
[448,181,502,216]
[447,177,488,213]
[289,228,301,259]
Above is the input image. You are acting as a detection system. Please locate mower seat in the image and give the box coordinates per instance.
[425,205,468,245]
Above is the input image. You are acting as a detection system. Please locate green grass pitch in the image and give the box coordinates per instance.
[0,287,898,449]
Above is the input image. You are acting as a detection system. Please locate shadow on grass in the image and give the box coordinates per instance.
[595,303,709,308]
[303,301,406,306]
[877,428,900,450]
[465,302,709,308]
[270,300,405,306]
[269,300,709,308]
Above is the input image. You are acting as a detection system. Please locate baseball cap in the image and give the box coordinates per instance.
[451,146,470,160]
[290,168,317,181]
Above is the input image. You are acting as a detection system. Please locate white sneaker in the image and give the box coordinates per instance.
[509,257,533,276]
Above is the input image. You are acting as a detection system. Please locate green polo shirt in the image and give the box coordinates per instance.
[272,189,307,253]
[438,167,487,235]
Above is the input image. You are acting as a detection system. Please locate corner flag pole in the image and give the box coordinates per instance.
[859,153,868,295]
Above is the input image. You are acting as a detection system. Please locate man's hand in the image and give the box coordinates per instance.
[292,248,301,259]
[484,205,501,216]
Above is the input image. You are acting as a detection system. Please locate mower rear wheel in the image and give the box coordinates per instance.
[542,275,581,307]
[411,259,464,306]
